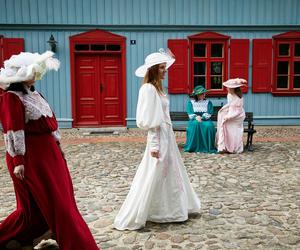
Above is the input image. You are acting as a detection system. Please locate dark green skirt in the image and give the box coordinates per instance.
[184,119,217,153]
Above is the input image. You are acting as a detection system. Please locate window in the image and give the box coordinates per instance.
[253,32,300,95]
[192,42,226,91]
[189,32,230,96]
[168,32,249,96]
[74,44,121,52]
[272,31,300,95]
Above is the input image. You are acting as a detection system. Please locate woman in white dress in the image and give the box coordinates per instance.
[216,78,246,153]
[114,49,201,230]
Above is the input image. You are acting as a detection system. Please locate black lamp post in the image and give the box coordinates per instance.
[47,34,57,53]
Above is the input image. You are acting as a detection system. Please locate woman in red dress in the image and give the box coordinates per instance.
[0,51,99,250]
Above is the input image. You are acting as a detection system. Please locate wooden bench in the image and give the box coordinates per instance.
[170,106,256,151]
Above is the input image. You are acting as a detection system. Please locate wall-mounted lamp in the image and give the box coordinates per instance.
[47,34,57,53]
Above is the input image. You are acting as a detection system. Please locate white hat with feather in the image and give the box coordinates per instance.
[0,51,60,90]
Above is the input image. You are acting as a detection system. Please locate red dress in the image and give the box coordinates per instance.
[0,90,99,250]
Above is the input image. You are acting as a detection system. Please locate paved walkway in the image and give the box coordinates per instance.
[0,127,299,250]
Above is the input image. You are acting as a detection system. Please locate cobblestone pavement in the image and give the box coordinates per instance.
[0,127,299,250]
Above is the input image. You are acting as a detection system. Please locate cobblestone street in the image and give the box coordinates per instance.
[0,127,299,250]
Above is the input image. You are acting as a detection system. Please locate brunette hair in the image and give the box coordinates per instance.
[234,87,243,98]
[143,64,164,94]
[5,82,35,94]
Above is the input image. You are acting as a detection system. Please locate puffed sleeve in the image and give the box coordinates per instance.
[202,100,213,120]
[136,84,164,130]
[136,84,164,151]
[0,92,26,167]
[186,99,196,120]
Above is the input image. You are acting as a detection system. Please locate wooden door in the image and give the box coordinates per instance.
[74,54,123,126]
[75,54,99,126]
[100,55,123,125]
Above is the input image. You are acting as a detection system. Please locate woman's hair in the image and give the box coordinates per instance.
[143,64,164,94]
[192,93,205,102]
[5,82,35,94]
[234,87,243,98]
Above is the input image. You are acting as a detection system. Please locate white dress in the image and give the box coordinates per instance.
[114,83,201,230]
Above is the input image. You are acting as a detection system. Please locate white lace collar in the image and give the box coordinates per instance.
[191,99,209,113]
[9,90,53,123]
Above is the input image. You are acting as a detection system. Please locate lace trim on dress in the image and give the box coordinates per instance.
[188,114,196,120]
[52,129,61,142]
[191,99,209,113]
[8,90,53,123]
[202,113,211,119]
[3,130,25,157]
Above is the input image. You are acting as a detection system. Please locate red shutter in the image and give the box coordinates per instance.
[3,38,25,62]
[252,39,273,93]
[167,39,189,94]
[230,39,249,93]
[0,37,24,95]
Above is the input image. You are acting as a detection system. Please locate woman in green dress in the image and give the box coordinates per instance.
[184,86,217,153]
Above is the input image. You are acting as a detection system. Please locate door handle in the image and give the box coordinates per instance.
[100,83,103,92]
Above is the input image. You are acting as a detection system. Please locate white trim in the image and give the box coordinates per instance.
[57,118,73,122]
[4,130,25,157]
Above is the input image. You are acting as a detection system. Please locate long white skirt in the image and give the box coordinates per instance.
[114,123,201,230]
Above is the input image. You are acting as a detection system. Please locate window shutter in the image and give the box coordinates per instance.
[0,38,24,95]
[252,39,273,93]
[3,38,25,62]
[167,39,189,94]
[230,39,249,93]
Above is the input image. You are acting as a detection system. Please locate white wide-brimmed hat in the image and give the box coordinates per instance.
[0,51,60,90]
[135,48,175,77]
[223,78,247,88]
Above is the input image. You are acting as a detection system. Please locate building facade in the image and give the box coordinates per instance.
[0,0,300,128]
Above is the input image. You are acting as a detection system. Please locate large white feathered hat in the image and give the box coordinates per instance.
[0,51,60,90]
[135,48,175,77]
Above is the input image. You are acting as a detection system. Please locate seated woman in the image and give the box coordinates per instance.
[184,86,217,153]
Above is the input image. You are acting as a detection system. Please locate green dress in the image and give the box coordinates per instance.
[184,99,217,153]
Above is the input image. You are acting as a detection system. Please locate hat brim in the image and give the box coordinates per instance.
[222,82,245,88]
[0,74,34,90]
[0,51,60,90]
[192,89,208,95]
[135,58,175,77]
[222,78,247,88]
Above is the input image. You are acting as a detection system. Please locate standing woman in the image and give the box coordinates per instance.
[216,78,246,153]
[184,85,217,153]
[114,49,201,230]
[0,51,99,250]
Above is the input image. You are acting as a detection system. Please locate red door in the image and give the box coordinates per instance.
[75,54,123,126]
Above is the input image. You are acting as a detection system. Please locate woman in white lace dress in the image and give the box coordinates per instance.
[114,49,201,230]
